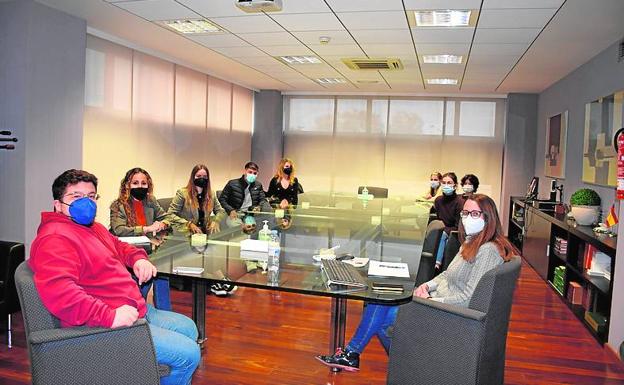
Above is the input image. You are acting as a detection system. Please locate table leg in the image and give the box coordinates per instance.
[192,280,208,346]
[329,297,348,372]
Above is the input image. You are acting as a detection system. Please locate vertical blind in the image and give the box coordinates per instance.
[284,96,506,207]
[83,35,253,226]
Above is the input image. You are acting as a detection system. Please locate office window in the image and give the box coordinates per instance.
[458,101,496,137]
[371,99,388,135]
[288,98,334,133]
[336,99,367,133]
[388,100,444,135]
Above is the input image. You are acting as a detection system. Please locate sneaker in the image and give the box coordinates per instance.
[210,283,227,296]
[315,348,360,372]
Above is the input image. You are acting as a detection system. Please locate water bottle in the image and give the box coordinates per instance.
[267,230,281,286]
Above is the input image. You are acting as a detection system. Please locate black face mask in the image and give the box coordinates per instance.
[283,167,292,175]
[193,178,208,188]
[130,187,148,201]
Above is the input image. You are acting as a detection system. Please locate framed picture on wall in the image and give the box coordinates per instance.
[544,111,568,178]
[582,90,624,186]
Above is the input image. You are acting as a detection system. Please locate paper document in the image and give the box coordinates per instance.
[118,236,151,245]
[240,239,268,253]
[367,260,410,278]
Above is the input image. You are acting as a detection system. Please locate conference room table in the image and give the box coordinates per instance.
[148,192,432,356]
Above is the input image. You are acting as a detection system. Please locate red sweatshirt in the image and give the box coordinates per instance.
[29,212,148,328]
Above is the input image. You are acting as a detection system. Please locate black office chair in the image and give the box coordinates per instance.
[439,231,461,273]
[0,241,25,348]
[415,220,445,286]
[357,186,388,198]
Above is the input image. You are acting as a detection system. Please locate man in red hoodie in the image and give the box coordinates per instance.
[29,169,200,385]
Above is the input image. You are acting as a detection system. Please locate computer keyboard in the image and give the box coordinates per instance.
[321,259,368,288]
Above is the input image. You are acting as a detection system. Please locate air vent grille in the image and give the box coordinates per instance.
[342,58,403,70]
[619,39,624,63]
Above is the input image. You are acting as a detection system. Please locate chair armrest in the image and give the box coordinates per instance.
[420,252,433,258]
[29,319,150,345]
[411,297,486,321]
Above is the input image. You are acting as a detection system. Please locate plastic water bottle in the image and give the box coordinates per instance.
[267,230,280,286]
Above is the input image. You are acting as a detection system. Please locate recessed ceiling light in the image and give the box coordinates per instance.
[315,78,346,84]
[426,78,458,85]
[422,55,463,64]
[278,56,322,64]
[411,10,476,27]
[162,19,222,34]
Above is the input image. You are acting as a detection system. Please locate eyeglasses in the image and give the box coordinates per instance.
[460,210,483,218]
[64,192,100,201]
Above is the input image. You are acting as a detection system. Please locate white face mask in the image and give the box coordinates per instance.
[462,185,474,193]
[462,216,485,235]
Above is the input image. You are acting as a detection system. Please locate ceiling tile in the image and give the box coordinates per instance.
[337,11,409,30]
[325,0,405,12]
[188,34,249,48]
[415,43,470,55]
[482,0,564,9]
[349,29,413,45]
[114,0,199,21]
[470,43,528,56]
[479,8,557,29]
[420,66,464,77]
[473,28,541,44]
[238,32,300,46]
[279,0,332,13]
[261,45,315,56]
[411,28,474,44]
[340,70,385,81]
[403,0,482,9]
[360,43,415,57]
[270,13,343,31]
[234,56,283,66]
[467,54,518,67]
[307,44,365,56]
[291,30,355,45]
[212,45,267,58]
[177,0,247,18]
[211,15,283,33]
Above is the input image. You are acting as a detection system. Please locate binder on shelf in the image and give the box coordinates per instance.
[567,281,583,305]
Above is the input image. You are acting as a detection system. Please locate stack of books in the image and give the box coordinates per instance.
[566,281,583,305]
[584,311,607,334]
[553,236,568,256]
[552,265,566,296]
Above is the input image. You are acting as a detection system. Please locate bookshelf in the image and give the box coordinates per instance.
[508,197,617,344]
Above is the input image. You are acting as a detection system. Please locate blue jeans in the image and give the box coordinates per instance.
[145,305,201,385]
[435,231,449,265]
[140,277,172,311]
[346,303,398,355]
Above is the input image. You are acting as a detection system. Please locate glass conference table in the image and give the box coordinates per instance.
[148,192,432,354]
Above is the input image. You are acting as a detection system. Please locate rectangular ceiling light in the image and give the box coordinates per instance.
[315,78,346,84]
[411,10,476,27]
[162,19,222,34]
[278,56,322,64]
[426,78,458,85]
[422,54,463,64]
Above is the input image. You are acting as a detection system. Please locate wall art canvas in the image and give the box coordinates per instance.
[544,111,568,178]
[582,90,624,186]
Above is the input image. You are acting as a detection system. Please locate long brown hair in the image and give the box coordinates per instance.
[185,164,213,214]
[274,157,296,184]
[459,194,519,262]
[112,167,154,226]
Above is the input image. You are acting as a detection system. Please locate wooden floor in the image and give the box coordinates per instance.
[2,259,624,384]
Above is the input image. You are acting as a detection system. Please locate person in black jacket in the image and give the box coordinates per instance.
[219,161,272,228]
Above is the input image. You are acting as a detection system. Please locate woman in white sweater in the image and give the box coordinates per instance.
[316,194,519,372]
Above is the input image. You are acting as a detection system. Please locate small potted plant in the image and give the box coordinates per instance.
[569,188,601,225]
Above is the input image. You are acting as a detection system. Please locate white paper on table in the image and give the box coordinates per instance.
[118,236,151,245]
[367,260,410,278]
[240,239,268,253]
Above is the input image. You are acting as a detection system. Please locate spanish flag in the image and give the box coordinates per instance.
[605,204,618,227]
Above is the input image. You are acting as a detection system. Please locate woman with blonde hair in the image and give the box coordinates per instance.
[266,158,304,209]
[110,167,171,310]
[168,164,225,234]
[316,194,519,371]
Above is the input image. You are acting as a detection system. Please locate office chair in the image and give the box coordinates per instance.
[357,186,389,198]
[387,256,521,385]
[14,262,168,385]
[0,241,24,348]
[414,220,445,286]
[438,230,461,274]
[157,197,172,212]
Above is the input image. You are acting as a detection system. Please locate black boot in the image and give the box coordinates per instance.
[315,348,360,372]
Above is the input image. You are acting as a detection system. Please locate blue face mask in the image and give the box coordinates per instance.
[442,185,455,196]
[64,197,97,226]
[246,173,257,184]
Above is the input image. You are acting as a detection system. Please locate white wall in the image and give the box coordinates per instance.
[0,1,85,250]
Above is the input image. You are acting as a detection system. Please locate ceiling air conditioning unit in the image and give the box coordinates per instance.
[236,0,283,13]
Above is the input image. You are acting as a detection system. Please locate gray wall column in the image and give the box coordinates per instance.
[252,90,283,187]
[0,0,86,251]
